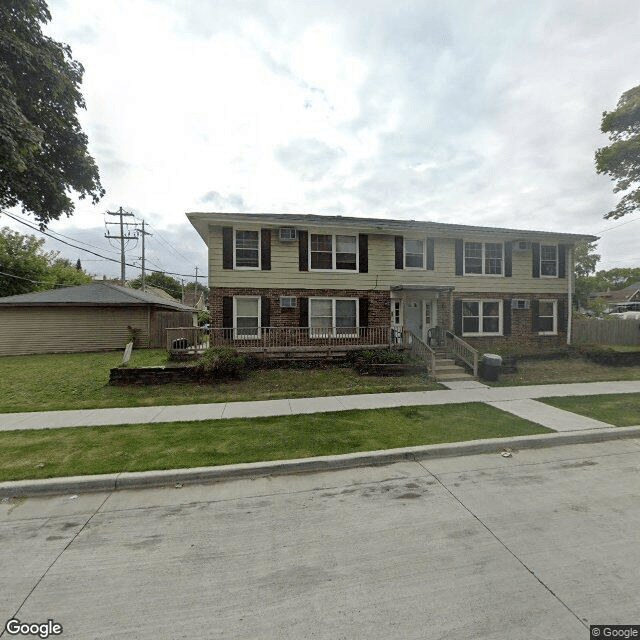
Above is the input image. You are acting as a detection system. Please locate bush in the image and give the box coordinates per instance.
[347,348,408,365]
[576,344,640,366]
[195,347,253,381]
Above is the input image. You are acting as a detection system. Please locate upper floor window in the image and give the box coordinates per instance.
[310,234,357,271]
[464,242,503,275]
[405,239,425,269]
[540,245,558,277]
[235,230,259,268]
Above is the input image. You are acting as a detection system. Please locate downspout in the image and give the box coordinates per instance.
[567,247,572,345]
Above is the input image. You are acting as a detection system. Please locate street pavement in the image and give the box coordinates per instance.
[2,438,640,639]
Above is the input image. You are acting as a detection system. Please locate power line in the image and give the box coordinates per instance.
[0,269,79,288]
[2,210,205,280]
[597,216,640,235]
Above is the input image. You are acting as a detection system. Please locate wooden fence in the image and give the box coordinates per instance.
[572,319,640,346]
[150,311,196,348]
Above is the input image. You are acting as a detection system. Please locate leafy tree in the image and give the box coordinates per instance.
[0,227,91,296]
[595,84,640,219]
[573,240,601,308]
[129,272,182,300]
[0,0,104,228]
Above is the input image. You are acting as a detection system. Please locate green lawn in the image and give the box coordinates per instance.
[490,356,640,387]
[0,350,439,413]
[540,393,640,427]
[0,403,550,482]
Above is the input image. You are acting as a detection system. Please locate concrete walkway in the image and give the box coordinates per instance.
[1,380,639,433]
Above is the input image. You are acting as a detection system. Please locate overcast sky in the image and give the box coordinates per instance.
[4,0,640,281]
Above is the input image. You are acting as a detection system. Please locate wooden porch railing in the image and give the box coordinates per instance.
[166,326,401,354]
[445,331,479,377]
[404,329,436,378]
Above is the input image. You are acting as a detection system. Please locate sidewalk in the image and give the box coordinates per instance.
[1,380,639,433]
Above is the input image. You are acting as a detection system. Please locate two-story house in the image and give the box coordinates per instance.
[186,212,597,354]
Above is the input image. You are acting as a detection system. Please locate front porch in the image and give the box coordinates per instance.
[166,325,479,381]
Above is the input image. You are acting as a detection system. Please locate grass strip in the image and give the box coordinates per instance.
[0,403,550,482]
[540,393,640,427]
[0,350,438,413]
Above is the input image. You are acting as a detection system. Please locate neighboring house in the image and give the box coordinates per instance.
[0,282,196,356]
[589,282,640,313]
[182,290,207,311]
[186,212,598,352]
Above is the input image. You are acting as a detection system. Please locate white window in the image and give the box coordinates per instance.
[538,299,557,335]
[234,297,260,338]
[310,234,357,271]
[540,245,558,277]
[234,230,259,268]
[310,298,358,337]
[464,242,503,276]
[404,239,425,269]
[462,300,502,336]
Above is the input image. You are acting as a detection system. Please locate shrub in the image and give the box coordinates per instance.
[195,347,253,381]
[347,348,408,365]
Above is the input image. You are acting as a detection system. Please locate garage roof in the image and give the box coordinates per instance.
[0,282,195,310]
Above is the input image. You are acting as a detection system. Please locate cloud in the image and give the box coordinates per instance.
[199,191,247,210]
[275,139,345,181]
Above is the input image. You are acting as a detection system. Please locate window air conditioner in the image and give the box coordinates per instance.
[513,240,530,251]
[280,296,297,308]
[511,299,531,310]
[279,227,297,241]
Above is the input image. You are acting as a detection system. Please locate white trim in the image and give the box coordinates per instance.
[461,299,503,336]
[308,233,359,272]
[463,241,505,277]
[538,299,558,336]
[309,296,359,338]
[233,295,261,339]
[233,228,261,270]
[540,243,558,278]
[403,237,426,270]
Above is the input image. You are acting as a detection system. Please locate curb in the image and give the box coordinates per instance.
[2,425,640,498]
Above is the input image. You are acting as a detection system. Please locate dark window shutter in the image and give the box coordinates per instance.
[426,238,435,271]
[558,244,566,278]
[455,239,464,276]
[222,296,233,328]
[531,299,540,332]
[394,236,403,269]
[504,241,512,278]
[299,297,309,327]
[454,299,463,335]
[298,231,308,271]
[359,297,369,329]
[260,229,271,271]
[532,242,540,278]
[503,300,512,336]
[558,299,566,331]
[358,234,368,273]
[261,296,270,328]
[222,227,233,269]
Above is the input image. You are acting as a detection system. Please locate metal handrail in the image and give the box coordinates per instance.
[445,331,479,377]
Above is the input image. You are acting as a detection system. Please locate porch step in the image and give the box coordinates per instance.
[432,351,476,382]
[436,372,476,382]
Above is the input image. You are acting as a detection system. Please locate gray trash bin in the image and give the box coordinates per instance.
[481,353,502,381]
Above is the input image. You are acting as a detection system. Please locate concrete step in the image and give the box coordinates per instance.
[436,372,476,381]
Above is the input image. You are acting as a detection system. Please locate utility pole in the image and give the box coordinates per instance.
[105,207,136,284]
[195,266,199,292]
[137,220,152,292]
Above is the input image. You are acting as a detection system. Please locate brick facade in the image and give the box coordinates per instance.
[210,287,391,329]
[452,292,569,352]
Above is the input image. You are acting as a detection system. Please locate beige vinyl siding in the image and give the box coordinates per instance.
[209,226,572,295]
[0,307,150,356]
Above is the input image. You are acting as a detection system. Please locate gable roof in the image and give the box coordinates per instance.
[0,282,194,310]
[590,282,640,303]
[186,211,599,245]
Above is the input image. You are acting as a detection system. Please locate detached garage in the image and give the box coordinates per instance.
[0,282,197,356]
